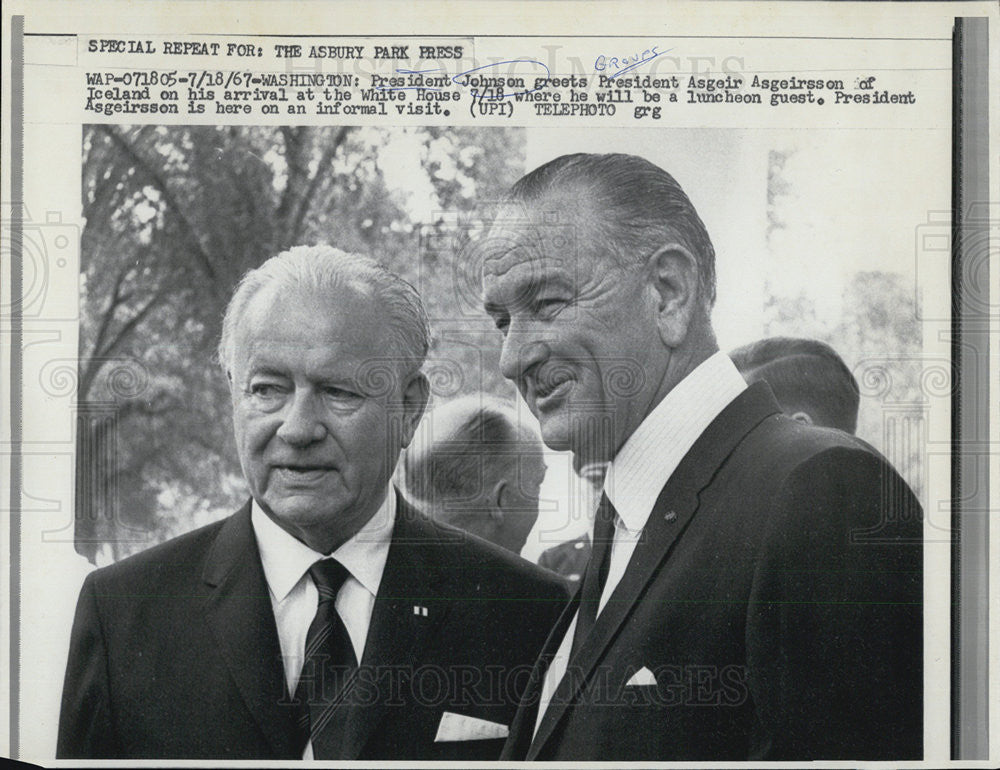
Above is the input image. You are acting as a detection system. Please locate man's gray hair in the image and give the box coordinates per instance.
[505,153,717,309]
[217,244,430,377]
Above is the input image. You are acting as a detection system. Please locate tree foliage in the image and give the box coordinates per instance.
[78,125,525,562]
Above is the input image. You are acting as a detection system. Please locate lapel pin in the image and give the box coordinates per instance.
[413,605,429,617]
[664,510,677,522]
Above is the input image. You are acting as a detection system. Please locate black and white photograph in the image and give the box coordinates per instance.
[3,1,995,766]
[55,123,948,761]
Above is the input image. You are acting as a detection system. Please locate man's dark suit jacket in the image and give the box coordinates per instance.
[502,383,923,761]
[57,494,569,760]
[538,534,591,584]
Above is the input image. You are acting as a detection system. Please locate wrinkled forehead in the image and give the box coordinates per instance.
[480,197,594,281]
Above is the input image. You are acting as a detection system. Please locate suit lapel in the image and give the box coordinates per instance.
[337,495,455,759]
[201,502,300,758]
[501,587,581,760]
[528,384,781,759]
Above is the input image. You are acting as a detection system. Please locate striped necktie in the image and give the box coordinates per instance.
[293,559,358,758]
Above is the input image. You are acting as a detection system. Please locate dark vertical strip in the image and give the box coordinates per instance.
[9,14,25,761]
[951,16,990,761]
[949,20,962,759]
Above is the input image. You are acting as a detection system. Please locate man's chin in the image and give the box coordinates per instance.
[536,415,573,453]
[262,494,350,530]
[537,422,616,465]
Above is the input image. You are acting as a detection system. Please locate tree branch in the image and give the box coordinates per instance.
[96,125,221,292]
[288,127,350,244]
[94,286,170,361]
[80,258,133,399]
[275,126,305,227]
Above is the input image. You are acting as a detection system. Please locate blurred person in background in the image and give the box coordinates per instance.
[536,456,606,583]
[730,336,860,433]
[404,394,546,557]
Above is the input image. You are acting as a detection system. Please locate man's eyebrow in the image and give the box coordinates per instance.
[483,268,572,313]
[244,365,289,380]
[315,371,360,387]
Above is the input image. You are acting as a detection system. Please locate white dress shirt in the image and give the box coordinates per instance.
[534,352,747,735]
[251,486,396,758]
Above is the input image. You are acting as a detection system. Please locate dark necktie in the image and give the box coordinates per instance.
[293,559,358,758]
[570,494,617,659]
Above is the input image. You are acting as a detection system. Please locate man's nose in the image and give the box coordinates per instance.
[499,321,549,383]
[276,390,326,446]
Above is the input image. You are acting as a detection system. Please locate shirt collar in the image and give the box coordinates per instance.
[251,486,396,602]
[604,351,747,534]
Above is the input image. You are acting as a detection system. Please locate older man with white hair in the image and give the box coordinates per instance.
[58,245,568,761]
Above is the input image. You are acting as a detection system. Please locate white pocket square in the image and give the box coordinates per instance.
[433,711,509,742]
[625,666,657,686]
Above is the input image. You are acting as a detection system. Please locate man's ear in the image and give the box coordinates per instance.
[490,479,507,522]
[789,410,814,426]
[399,372,430,448]
[646,243,700,347]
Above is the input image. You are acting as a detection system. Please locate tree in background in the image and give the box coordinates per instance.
[762,147,929,503]
[77,125,525,563]
[762,271,927,500]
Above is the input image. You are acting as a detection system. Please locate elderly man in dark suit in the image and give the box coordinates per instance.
[57,245,568,760]
[479,154,923,761]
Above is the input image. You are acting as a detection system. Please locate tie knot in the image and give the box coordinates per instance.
[308,559,351,602]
